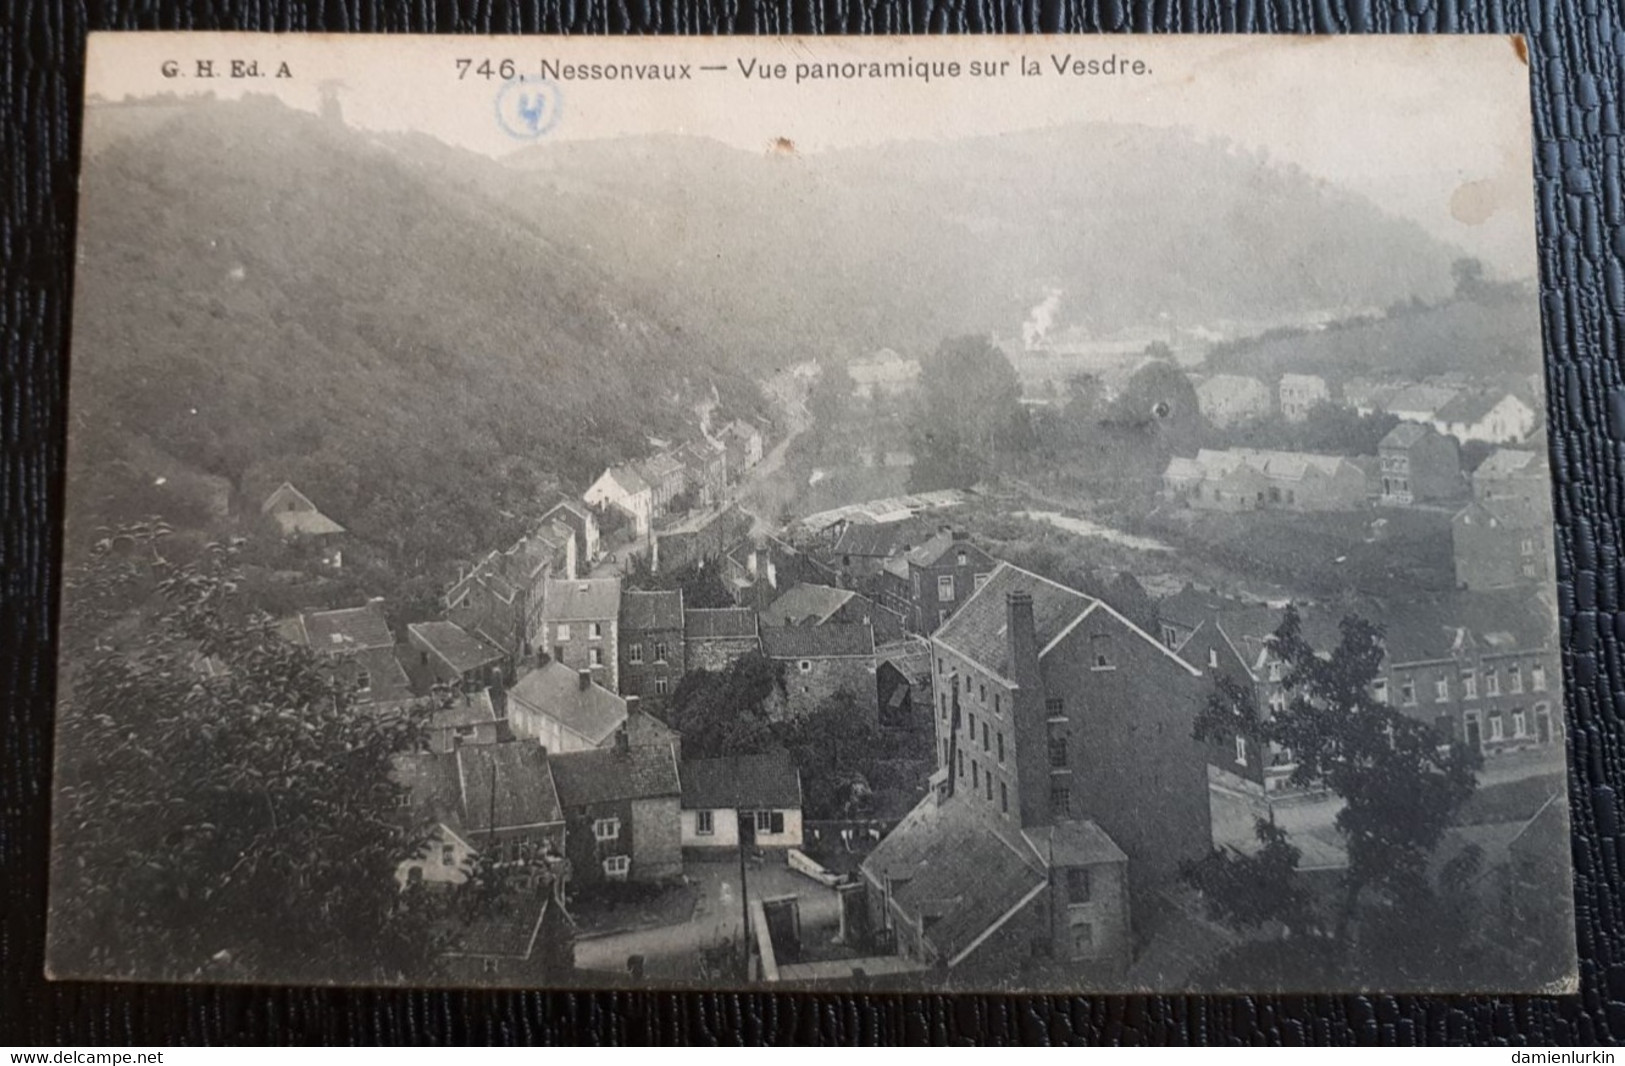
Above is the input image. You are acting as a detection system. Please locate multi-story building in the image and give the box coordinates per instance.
[1452,497,1551,590]
[1194,374,1272,428]
[445,522,575,660]
[278,602,413,706]
[1378,422,1463,505]
[878,528,997,634]
[1162,448,1368,513]
[541,500,601,568]
[1277,373,1329,422]
[759,623,878,720]
[549,730,683,886]
[1472,448,1548,508]
[539,578,622,692]
[683,607,761,672]
[619,589,686,709]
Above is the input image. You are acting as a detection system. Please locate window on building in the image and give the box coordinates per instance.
[1435,677,1450,702]
[553,645,564,663]
[441,844,456,867]
[591,648,604,666]
[937,657,944,675]
[1532,664,1547,691]
[1372,678,1389,705]
[1486,669,1501,696]
[939,608,950,625]
[940,693,948,721]
[1091,634,1114,670]
[557,623,571,641]
[1050,784,1071,816]
[968,711,976,737]
[355,668,371,693]
[1435,715,1454,744]
[407,865,424,884]
[1513,710,1528,738]
[979,682,987,703]
[1267,660,1283,682]
[799,660,812,674]
[1048,727,1068,770]
[696,810,714,835]
[974,573,991,591]
[655,676,669,696]
[603,855,630,879]
[1066,868,1093,904]
[1462,670,1478,700]
[482,958,499,975]
[997,732,1005,763]
[938,575,956,603]
[982,723,990,751]
[755,810,784,834]
[593,818,621,842]
[1520,537,1536,556]
[1235,735,1248,766]
[654,642,668,662]
[1268,689,1287,714]
[590,622,603,639]
[1509,663,1524,692]
[1071,921,1094,957]
[1488,714,1504,742]
[994,693,1002,715]
[986,775,993,803]
[1000,781,1009,814]
[957,750,964,778]
[957,551,968,567]
[1161,625,1180,648]
[629,644,644,664]
[972,760,980,789]
[1045,697,1065,719]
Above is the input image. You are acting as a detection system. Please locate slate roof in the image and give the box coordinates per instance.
[877,637,934,680]
[262,482,346,537]
[1194,448,1352,481]
[446,900,552,959]
[680,750,803,810]
[759,623,875,660]
[1475,448,1542,478]
[541,578,621,622]
[1380,588,1556,663]
[1435,389,1526,425]
[637,452,686,483]
[296,605,395,652]
[933,563,1096,679]
[508,662,627,746]
[549,743,681,808]
[1022,820,1129,867]
[760,584,856,627]
[409,621,504,673]
[430,688,500,731]
[1156,585,1247,629]
[394,740,563,834]
[600,465,651,497]
[1456,496,1548,529]
[1380,422,1433,449]
[685,608,759,641]
[860,794,1047,966]
[904,531,985,569]
[1386,383,1461,418]
[832,522,908,559]
[621,589,684,632]
[457,742,565,830]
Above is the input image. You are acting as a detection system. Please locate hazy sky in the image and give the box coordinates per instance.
[87,33,1539,277]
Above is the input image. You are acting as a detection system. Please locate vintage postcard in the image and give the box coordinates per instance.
[50,32,1572,993]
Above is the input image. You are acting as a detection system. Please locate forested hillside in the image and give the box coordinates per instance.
[68,95,757,589]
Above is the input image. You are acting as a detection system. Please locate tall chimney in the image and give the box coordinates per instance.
[625,695,641,720]
[577,668,592,691]
[1006,589,1050,827]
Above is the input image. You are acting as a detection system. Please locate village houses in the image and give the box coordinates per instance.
[1163,448,1368,512]
[637,452,689,521]
[1452,496,1551,590]
[619,589,686,710]
[277,602,413,706]
[261,481,345,568]
[846,348,923,401]
[541,499,601,568]
[759,623,879,720]
[549,728,684,886]
[720,420,765,478]
[878,528,998,635]
[679,750,805,857]
[540,578,622,691]
[445,521,575,662]
[676,439,729,509]
[683,607,762,672]
[1377,422,1463,506]
[1277,373,1329,422]
[583,465,653,539]
[1194,373,1272,427]
[407,620,508,695]
[422,687,511,754]
[1473,448,1549,507]
[760,582,906,643]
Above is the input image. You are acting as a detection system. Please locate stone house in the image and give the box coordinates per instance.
[619,589,686,709]
[878,528,998,635]
[583,465,653,538]
[760,582,905,644]
[637,452,689,521]
[1167,448,1368,512]
[1452,497,1551,590]
[540,578,621,692]
[407,620,509,694]
[760,623,878,720]
[506,662,628,754]
[261,481,345,568]
[684,607,762,672]
[1431,389,1539,444]
[541,499,601,567]
[1378,422,1463,505]
[1194,374,1271,427]
[549,729,683,885]
[278,603,413,707]
[445,522,575,661]
[1277,373,1329,422]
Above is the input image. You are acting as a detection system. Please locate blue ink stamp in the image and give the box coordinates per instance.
[495,77,562,141]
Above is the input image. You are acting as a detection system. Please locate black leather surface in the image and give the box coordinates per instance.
[4,0,1621,1046]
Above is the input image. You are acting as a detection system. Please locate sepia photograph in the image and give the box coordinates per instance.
[48,32,1574,994]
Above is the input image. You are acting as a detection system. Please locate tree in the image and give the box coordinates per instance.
[665,652,781,759]
[50,521,451,983]
[778,689,884,819]
[906,335,1026,490]
[624,556,734,609]
[1181,819,1316,934]
[1193,606,1481,941]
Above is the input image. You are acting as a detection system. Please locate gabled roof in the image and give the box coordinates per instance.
[457,743,564,830]
[684,607,759,641]
[409,621,505,673]
[394,740,563,834]
[1023,820,1129,867]
[877,637,934,680]
[1163,456,1206,480]
[1387,383,1461,417]
[550,743,681,808]
[541,578,621,622]
[1381,588,1556,663]
[680,750,803,810]
[542,499,591,526]
[759,623,875,660]
[760,584,857,627]
[637,452,685,482]
[1157,584,1248,630]
[594,465,650,497]
[832,522,908,558]
[621,589,684,631]
[1474,448,1542,478]
[261,482,346,536]
[1435,389,1532,425]
[904,531,990,569]
[1193,448,1353,482]
[1278,372,1327,389]
[1455,496,1547,529]
[860,795,1047,967]
[1380,422,1433,449]
[294,605,395,652]
[508,662,628,746]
